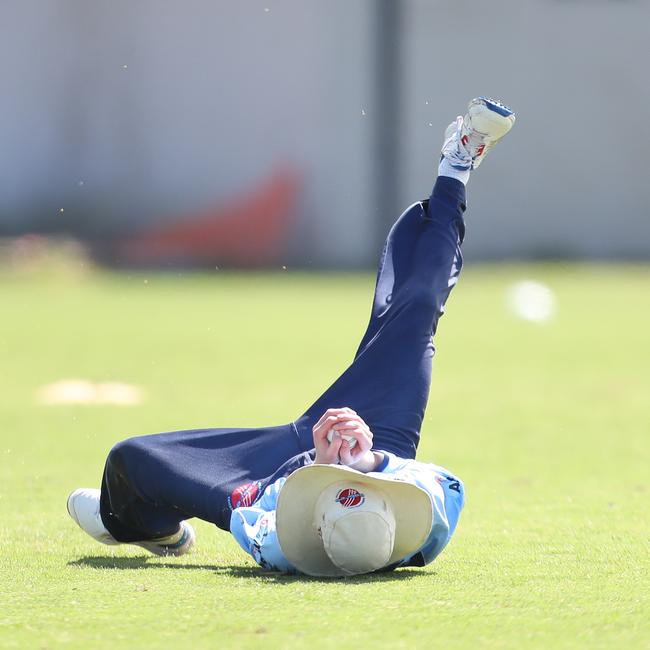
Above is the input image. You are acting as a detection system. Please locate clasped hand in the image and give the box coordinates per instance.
[312,407,376,470]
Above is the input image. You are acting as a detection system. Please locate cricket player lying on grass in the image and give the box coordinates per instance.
[67,98,515,577]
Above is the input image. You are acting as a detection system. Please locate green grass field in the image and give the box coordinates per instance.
[1,262,648,649]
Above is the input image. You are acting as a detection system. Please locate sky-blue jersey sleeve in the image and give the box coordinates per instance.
[229,477,297,573]
[374,452,465,567]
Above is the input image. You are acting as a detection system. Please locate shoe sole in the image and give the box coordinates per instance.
[134,522,196,557]
[468,97,515,140]
[476,96,515,119]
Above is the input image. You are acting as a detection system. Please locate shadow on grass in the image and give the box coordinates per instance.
[68,555,431,583]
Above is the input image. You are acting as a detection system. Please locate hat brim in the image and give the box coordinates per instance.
[276,464,432,577]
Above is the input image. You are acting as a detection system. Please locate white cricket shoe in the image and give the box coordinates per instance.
[67,488,196,556]
[441,97,516,170]
[67,488,120,546]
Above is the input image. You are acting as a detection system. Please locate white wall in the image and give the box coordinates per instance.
[0,0,648,263]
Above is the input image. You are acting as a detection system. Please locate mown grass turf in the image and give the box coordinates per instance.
[0,263,648,649]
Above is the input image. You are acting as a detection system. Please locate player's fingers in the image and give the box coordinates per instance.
[313,408,350,431]
[335,426,363,438]
[314,409,344,430]
[313,410,334,431]
[340,438,370,465]
[354,427,373,452]
[314,416,358,445]
[313,414,340,439]
[353,434,372,456]
[337,426,372,455]
[325,433,343,463]
[331,419,362,432]
[331,412,366,430]
[314,431,343,465]
[338,439,356,466]
[346,410,367,428]
[332,422,372,447]
[335,427,370,450]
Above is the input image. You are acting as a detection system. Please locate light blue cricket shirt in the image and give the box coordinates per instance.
[229,451,465,573]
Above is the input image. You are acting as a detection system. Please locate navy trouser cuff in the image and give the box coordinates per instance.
[428,176,467,242]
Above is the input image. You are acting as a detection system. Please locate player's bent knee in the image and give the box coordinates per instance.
[105,436,152,479]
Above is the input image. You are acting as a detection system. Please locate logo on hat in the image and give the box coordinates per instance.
[335,487,365,509]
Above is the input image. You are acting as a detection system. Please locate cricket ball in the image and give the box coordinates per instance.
[326,426,358,449]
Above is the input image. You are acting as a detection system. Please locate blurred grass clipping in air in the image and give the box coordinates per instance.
[0,254,648,649]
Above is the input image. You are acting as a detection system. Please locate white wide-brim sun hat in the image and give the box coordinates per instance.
[276,464,433,577]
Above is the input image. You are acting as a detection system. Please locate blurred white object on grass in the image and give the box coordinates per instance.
[506,280,557,323]
[37,380,143,405]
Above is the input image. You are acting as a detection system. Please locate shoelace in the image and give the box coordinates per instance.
[442,116,473,169]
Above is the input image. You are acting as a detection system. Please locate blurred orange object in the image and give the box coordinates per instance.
[117,169,300,267]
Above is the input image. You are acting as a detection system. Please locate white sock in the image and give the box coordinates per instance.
[438,157,470,185]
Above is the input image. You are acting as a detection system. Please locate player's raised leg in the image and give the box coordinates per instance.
[295,98,515,458]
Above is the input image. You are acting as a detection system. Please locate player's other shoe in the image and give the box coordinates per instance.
[441,97,516,170]
[133,521,196,557]
[66,488,196,556]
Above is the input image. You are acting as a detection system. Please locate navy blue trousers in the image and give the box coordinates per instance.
[100,176,466,539]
